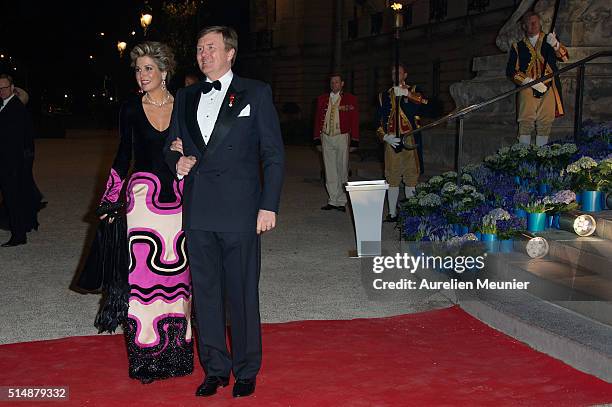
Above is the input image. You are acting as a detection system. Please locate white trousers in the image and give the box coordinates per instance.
[321,133,349,206]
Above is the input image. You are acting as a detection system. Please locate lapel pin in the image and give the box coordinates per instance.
[229,94,236,107]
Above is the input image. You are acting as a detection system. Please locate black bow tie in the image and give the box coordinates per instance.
[202,80,222,94]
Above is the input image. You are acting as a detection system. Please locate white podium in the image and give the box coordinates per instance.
[345,180,389,257]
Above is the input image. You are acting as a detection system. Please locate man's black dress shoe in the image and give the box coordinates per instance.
[383,214,398,223]
[195,376,229,397]
[336,205,346,212]
[1,237,27,247]
[321,204,337,210]
[232,378,256,398]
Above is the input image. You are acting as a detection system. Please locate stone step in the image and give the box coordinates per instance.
[538,229,612,279]
[591,210,612,241]
[484,252,612,326]
[459,290,612,383]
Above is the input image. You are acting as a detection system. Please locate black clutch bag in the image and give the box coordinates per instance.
[96,201,126,217]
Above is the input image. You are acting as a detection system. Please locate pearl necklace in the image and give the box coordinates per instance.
[145,91,171,108]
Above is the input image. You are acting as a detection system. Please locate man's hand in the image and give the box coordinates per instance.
[546,32,559,49]
[170,137,183,155]
[521,77,534,86]
[256,209,276,234]
[383,134,400,148]
[349,146,358,153]
[176,156,197,177]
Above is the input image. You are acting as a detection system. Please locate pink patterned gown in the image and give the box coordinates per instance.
[100,97,192,383]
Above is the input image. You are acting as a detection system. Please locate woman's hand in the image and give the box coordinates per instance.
[99,214,114,223]
[170,138,183,155]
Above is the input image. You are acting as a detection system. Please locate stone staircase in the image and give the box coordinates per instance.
[459,209,612,382]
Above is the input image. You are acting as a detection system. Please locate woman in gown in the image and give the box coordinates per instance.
[98,42,192,383]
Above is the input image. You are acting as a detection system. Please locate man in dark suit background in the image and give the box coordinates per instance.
[0,74,36,247]
[163,26,284,398]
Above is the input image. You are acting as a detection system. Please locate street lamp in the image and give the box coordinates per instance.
[140,13,153,36]
[389,2,417,151]
[391,2,403,28]
[117,41,127,57]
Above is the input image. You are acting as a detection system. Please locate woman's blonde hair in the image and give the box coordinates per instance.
[130,41,176,78]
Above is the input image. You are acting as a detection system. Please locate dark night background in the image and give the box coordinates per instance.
[0,0,249,125]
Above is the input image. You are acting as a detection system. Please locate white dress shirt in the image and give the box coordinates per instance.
[0,94,15,112]
[197,69,233,144]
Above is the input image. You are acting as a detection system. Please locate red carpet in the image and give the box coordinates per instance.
[1,306,611,406]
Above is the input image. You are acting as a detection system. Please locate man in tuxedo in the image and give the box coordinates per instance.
[0,74,35,247]
[163,26,284,398]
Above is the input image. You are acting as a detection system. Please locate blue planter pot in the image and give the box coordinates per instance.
[552,213,560,229]
[473,231,482,240]
[459,225,469,235]
[514,208,527,219]
[527,212,546,232]
[575,192,582,204]
[538,184,551,195]
[546,214,554,228]
[499,239,514,253]
[481,233,499,253]
[581,191,603,212]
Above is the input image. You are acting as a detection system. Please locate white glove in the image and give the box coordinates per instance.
[383,134,401,148]
[521,77,534,86]
[393,86,409,97]
[532,82,548,93]
[521,77,547,93]
[546,32,559,49]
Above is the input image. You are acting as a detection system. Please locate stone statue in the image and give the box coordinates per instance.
[496,0,612,51]
[496,0,555,52]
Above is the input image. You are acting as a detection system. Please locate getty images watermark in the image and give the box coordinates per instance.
[370,251,531,291]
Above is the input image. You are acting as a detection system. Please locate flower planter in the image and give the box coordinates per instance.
[514,208,527,219]
[481,233,499,253]
[538,184,551,195]
[546,214,554,228]
[459,225,469,235]
[604,191,611,210]
[473,231,482,240]
[499,239,514,253]
[527,212,546,232]
[575,192,582,204]
[581,191,603,212]
[552,213,560,229]
[451,224,462,235]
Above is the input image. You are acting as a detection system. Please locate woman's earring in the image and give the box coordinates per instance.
[162,78,166,90]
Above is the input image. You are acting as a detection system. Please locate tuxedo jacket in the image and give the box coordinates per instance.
[0,96,34,169]
[164,74,285,233]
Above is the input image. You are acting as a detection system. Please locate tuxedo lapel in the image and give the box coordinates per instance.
[185,85,206,154]
[205,76,248,157]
